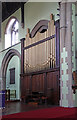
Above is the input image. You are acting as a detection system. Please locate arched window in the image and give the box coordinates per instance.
[5,17,19,49]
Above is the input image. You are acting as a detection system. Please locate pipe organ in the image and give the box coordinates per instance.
[20,14,60,105]
[24,14,56,73]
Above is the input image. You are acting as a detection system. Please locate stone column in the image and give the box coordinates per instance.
[0,1,2,91]
[60,2,74,107]
[0,1,2,42]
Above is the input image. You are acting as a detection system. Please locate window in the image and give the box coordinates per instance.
[9,68,15,84]
[5,17,19,49]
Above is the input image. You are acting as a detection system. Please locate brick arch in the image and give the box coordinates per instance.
[1,49,21,90]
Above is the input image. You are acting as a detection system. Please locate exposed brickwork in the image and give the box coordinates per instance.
[66,69,69,74]
[72,21,73,25]
[72,5,76,106]
[61,70,63,75]
[60,47,69,107]
[62,94,64,99]
[60,3,74,107]
[72,42,73,46]
[72,63,74,68]
[61,58,63,63]
[72,10,73,15]
[62,81,63,87]
[72,4,76,72]
[72,32,73,36]
[66,80,69,87]
[66,94,69,100]
[65,57,68,63]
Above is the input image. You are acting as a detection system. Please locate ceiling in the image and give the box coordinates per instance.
[2,2,25,22]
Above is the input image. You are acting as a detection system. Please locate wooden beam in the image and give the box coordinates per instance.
[20,38,25,74]
[20,67,60,76]
[21,3,24,28]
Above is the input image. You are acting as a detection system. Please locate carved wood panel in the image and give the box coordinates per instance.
[32,74,44,92]
[21,68,60,105]
[46,71,59,105]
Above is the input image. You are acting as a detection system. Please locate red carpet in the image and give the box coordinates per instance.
[2,107,77,120]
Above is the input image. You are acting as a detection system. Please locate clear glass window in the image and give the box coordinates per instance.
[5,18,19,49]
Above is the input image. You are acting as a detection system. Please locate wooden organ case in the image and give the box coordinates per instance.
[20,14,60,105]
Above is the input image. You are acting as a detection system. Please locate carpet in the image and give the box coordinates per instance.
[2,107,77,120]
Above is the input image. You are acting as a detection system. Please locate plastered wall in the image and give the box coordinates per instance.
[0,2,59,100]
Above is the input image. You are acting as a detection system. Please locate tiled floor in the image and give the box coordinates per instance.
[1,101,56,116]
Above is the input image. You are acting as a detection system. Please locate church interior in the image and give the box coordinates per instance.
[0,1,77,119]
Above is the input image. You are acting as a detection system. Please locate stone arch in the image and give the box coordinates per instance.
[5,16,19,49]
[5,16,19,34]
[1,49,21,90]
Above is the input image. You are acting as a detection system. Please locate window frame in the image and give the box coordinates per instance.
[9,68,15,84]
[5,17,19,49]
[11,19,18,46]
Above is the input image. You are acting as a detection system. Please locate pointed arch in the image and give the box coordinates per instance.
[5,16,18,34]
[5,16,19,48]
[1,49,21,89]
[30,20,49,38]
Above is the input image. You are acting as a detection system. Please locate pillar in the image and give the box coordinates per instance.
[60,2,74,107]
[20,38,25,74]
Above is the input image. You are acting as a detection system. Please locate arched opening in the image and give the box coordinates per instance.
[5,17,19,49]
[1,49,21,100]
